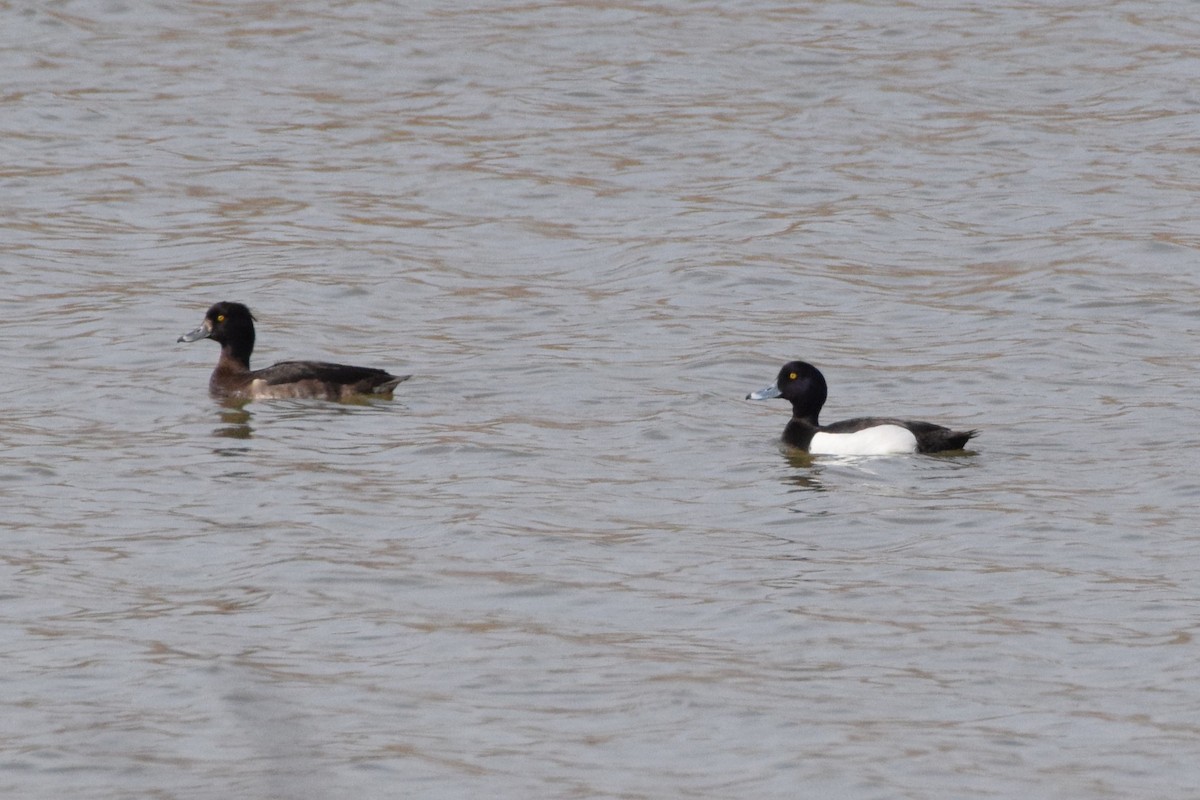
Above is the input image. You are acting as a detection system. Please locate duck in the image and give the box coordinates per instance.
[746,360,977,455]
[178,301,410,401]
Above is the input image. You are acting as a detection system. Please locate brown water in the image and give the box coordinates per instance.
[4,1,1200,797]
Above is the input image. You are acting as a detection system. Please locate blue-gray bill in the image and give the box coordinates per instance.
[746,382,781,401]
[177,325,211,343]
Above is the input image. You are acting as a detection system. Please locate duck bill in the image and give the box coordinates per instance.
[177,322,212,343]
[746,382,781,401]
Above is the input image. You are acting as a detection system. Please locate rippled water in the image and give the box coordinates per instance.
[4,1,1200,797]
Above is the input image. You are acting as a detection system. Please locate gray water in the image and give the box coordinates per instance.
[4,1,1200,797]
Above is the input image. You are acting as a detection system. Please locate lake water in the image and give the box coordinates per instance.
[4,1,1200,797]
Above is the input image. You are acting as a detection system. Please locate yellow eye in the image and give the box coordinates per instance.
[788,372,797,380]
[216,314,225,323]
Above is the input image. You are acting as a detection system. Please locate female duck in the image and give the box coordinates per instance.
[747,360,977,455]
[178,301,409,401]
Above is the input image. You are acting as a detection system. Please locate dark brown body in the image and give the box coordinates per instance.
[179,301,409,401]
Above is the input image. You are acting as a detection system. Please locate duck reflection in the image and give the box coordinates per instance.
[781,449,826,492]
[213,400,253,440]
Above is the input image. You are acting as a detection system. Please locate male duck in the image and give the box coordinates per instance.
[178,301,409,401]
[747,360,977,455]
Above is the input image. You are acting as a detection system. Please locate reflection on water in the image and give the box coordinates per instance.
[214,404,254,440]
[781,450,825,493]
[777,445,982,494]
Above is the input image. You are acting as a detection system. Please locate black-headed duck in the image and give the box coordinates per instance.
[747,360,977,454]
[178,301,409,401]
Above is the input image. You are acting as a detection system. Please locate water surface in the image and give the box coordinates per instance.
[3,1,1200,797]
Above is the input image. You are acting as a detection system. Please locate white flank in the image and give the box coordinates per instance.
[810,425,918,456]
